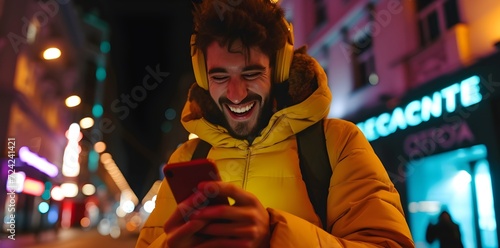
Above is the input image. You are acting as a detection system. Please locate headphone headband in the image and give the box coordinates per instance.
[191,18,294,90]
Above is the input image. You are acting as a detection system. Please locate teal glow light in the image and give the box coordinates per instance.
[96,67,107,81]
[88,150,99,172]
[100,41,111,53]
[165,108,176,120]
[38,202,49,214]
[92,104,103,118]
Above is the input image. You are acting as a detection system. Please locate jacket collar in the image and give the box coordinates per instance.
[180,46,332,148]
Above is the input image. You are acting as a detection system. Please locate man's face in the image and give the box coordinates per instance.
[205,41,272,139]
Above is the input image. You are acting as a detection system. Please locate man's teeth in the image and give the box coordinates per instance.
[228,103,254,113]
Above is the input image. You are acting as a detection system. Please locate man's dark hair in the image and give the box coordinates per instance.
[193,0,289,66]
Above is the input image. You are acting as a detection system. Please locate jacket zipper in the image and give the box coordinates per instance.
[242,115,284,188]
[242,147,251,189]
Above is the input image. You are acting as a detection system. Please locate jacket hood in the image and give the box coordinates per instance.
[180,46,332,148]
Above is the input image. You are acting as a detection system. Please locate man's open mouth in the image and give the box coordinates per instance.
[226,102,255,117]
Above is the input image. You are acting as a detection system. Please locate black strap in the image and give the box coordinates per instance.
[296,119,331,230]
[191,119,332,230]
[192,139,212,160]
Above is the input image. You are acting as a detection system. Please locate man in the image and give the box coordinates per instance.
[136,0,415,247]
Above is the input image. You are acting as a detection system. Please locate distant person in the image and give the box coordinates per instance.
[136,0,414,247]
[426,210,464,248]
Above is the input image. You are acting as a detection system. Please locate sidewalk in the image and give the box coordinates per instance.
[0,227,138,248]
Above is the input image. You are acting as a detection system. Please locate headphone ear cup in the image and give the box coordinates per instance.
[191,34,209,90]
[274,20,294,84]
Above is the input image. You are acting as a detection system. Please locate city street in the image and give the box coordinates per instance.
[0,228,138,248]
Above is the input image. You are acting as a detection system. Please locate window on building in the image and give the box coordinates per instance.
[352,32,376,89]
[314,0,327,27]
[417,0,461,47]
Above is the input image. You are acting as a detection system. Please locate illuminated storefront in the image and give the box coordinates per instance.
[352,53,500,247]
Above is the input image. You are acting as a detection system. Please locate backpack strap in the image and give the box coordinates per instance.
[296,119,331,230]
[192,139,211,160]
[190,119,332,230]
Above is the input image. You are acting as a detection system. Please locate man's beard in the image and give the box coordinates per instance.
[217,94,274,142]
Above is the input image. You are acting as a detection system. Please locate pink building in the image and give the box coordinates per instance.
[280,0,500,247]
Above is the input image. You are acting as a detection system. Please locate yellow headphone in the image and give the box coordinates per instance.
[190,18,295,90]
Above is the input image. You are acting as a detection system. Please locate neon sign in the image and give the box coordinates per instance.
[357,75,482,142]
[19,146,59,177]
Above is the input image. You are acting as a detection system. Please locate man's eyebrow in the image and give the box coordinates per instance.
[208,68,227,74]
[208,65,266,74]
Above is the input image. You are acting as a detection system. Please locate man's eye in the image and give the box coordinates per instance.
[211,75,229,83]
[243,72,261,80]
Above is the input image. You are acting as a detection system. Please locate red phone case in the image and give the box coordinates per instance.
[163,158,229,206]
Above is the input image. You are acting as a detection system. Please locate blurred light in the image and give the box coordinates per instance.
[96,67,107,81]
[61,201,72,229]
[161,121,173,133]
[61,183,78,198]
[122,200,135,214]
[143,200,155,213]
[82,184,96,196]
[100,41,111,53]
[92,104,104,118]
[116,207,126,218]
[80,217,91,228]
[100,152,113,164]
[369,73,379,85]
[19,146,58,177]
[98,219,111,236]
[51,186,65,201]
[27,22,37,44]
[48,205,59,224]
[453,170,472,188]
[43,47,61,60]
[110,226,121,239]
[88,150,99,172]
[38,202,49,214]
[66,123,81,141]
[63,123,81,177]
[65,95,81,107]
[6,171,25,193]
[80,117,94,129]
[126,221,137,232]
[42,190,51,200]
[23,177,44,196]
[164,108,176,120]
[94,141,106,153]
[188,133,199,140]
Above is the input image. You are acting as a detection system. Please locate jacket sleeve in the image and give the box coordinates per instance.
[265,119,414,247]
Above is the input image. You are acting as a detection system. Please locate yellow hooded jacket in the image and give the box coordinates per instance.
[136,48,415,247]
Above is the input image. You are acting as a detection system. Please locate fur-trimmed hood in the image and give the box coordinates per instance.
[180,46,332,147]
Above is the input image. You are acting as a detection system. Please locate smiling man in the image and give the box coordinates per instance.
[136,0,415,247]
[206,40,273,141]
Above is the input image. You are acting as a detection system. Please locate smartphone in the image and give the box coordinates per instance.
[163,158,229,206]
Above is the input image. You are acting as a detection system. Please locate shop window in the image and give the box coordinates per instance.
[314,0,327,27]
[417,0,461,47]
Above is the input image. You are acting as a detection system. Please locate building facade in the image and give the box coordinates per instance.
[280,0,500,247]
[0,0,132,237]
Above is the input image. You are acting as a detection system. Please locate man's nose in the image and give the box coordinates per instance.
[226,78,247,104]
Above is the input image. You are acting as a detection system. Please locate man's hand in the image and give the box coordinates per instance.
[163,181,270,248]
[163,190,213,248]
[189,181,271,248]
